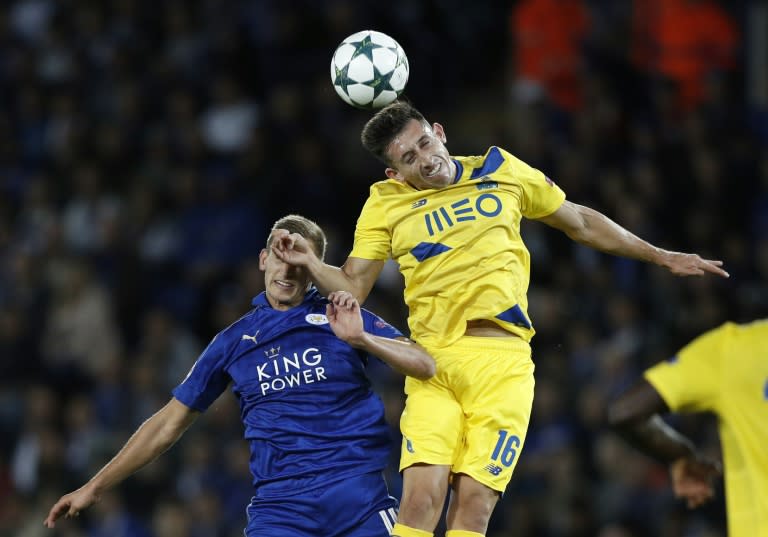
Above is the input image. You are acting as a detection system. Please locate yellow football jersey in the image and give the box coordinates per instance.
[350,146,566,348]
[644,320,768,537]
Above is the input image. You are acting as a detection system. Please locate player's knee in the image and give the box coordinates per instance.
[459,501,494,529]
[451,485,497,530]
[399,487,444,520]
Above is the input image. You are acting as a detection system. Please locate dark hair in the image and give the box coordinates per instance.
[361,100,427,165]
[267,214,327,261]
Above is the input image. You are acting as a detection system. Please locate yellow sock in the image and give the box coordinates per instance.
[445,531,485,537]
[390,523,433,537]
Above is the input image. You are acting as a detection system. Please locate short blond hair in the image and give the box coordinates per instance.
[267,214,327,261]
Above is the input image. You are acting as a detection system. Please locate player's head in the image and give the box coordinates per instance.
[266,214,327,260]
[361,100,456,190]
[261,215,327,310]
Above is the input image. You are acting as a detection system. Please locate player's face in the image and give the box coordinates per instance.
[384,119,456,190]
[259,247,312,310]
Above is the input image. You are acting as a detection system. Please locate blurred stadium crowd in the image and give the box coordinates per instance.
[0,1,766,536]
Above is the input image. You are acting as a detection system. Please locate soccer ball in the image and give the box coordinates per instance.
[330,30,409,109]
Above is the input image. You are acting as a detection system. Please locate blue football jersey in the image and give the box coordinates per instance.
[172,289,403,497]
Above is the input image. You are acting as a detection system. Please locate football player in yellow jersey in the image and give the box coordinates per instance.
[609,320,768,537]
[271,101,729,537]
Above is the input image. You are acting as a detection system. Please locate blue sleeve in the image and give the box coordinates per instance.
[361,309,403,339]
[172,333,231,412]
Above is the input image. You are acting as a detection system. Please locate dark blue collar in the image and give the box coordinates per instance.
[452,159,463,184]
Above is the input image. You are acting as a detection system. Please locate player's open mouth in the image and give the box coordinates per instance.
[274,280,294,288]
[425,162,442,178]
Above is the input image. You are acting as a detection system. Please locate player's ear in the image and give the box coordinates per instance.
[432,122,446,143]
[385,167,403,181]
[259,248,268,270]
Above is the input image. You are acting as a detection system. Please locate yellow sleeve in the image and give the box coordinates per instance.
[349,186,392,261]
[499,148,566,219]
[643,322,732,413]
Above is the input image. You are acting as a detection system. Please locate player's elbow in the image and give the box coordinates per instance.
[608,379,666,431]
[410,357,436,380]
[607,397,638,432]
[422,358,437,379]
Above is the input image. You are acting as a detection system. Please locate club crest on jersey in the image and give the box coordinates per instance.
[411,198,427,209]
[305,313,329,325]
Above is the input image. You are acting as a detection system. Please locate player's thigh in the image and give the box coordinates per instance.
[245,495,317,537]
[325,472,399,537]
[453,345,535,492]
[246,473,397,537]
[341,504,398,537]
[399,374,464,469]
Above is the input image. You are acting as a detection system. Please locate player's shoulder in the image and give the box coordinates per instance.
[216,307,261,341]
[454,146,530,179]
[699,320,743,343]
[368,178,412,197]
[359,307,402,336]
[733,318,768,332]
[359,306,385,323]
[198,307,261,359]
[719,318,768,344]
[454,145,507,165]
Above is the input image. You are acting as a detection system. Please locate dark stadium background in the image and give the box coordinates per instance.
[1,1,765,535]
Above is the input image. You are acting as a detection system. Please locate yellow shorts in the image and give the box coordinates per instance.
[399,335,535,492]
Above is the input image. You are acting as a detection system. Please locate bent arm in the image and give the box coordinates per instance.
[310,256,385,303]
[608,378,722,508]
[537,201,728,277]
[326,290,435,379]
[87,398,198,492]
[270,229,385,302]
[608,379,695,464]
[351,334,436,380]
[45,398,198,527]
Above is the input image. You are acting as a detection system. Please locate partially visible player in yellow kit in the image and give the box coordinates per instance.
[609,320,768,537]
[271,101,728,537]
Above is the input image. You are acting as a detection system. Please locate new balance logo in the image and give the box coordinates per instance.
[412,198,427,209]
[484,463,502,476]
[241,330,260,344]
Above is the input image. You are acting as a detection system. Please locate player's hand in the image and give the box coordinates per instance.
[659,251,729,278]
[326,291,365,345]
[44,484,100,528]
[270,229,316,267]
[669,455,722,509]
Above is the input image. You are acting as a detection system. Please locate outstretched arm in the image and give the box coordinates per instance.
[608,379,721,508]
[537,201,729,278]
[44,398,199,528]
[326,291,436,380]
[270,229,385,303]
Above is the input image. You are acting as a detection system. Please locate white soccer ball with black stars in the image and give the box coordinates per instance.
[330,30,409,109]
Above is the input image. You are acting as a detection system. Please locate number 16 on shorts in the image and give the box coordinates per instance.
[490,430,520,467]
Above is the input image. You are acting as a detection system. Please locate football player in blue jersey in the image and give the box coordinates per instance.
[44,214,436,537]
